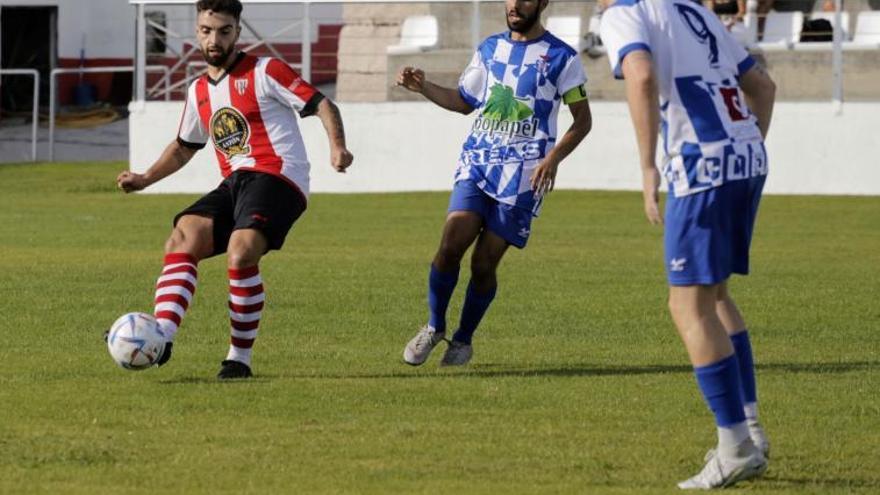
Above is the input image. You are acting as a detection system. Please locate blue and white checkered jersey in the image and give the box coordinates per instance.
[600,0,767,198]
[456,31,587,215]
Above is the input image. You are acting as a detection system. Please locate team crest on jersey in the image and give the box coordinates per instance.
[535,55,551,77]
[210,107,251,157]
[234,78,248,96]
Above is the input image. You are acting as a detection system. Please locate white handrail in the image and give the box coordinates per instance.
[48,65,170,161]
[0,68,40,162]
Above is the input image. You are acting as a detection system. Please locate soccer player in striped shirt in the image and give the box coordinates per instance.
[398,0,592,366]
[599,0,777,488]
[115,0,353,379]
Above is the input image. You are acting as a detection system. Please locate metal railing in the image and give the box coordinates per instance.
[0,68,40,162]
[129,0,502,101]
[48,65,170,161]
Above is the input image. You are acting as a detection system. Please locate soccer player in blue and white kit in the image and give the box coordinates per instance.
[397,0,593,366]
[599,0,777,489]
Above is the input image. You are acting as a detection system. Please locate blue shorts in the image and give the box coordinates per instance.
[664,176,766,286]
[448,180,533,249]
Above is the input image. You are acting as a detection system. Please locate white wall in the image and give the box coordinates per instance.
[0,0,134,59]
[0,1,343,62]
[129,101,880,196]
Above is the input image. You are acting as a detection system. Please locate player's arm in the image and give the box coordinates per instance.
[396,67,474,115]
[621,50,663,226]
[530,95,592,196]
[739,63,776,140]
[116,140,197,193]
[312,97,354,173]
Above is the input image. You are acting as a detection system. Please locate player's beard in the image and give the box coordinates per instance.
[202,45,233,68]
[507,7,540,33]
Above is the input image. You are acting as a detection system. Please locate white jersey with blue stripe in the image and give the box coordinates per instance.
[600,0,767,198]
[456,31,587,214]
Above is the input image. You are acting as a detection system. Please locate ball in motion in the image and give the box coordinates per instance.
[106,313,167,370]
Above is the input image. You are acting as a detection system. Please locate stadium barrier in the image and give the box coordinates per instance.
[0,68,39,162]
[129,100,880,196]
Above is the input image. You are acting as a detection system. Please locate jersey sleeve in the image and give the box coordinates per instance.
[556,54,588,103]
[263,58,325,117]
[176,82,208,149]
[720,29,757,78]
[600,5,652,80]
[458,50,487,109]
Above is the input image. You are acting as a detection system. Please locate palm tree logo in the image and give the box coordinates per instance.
[482,84,533,122]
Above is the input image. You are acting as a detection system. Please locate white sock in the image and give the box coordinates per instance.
[744,402,759,422]
[717,421,751,457]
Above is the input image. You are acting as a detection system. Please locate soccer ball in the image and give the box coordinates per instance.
[106,312,167,370]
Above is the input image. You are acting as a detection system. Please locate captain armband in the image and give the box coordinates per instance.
[562,84,588,105]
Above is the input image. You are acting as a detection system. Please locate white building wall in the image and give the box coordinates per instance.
[0,0,343,61]
[129,101,880,196]
[0,0,134,59]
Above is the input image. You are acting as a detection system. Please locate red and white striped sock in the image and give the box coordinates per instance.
[154,253,198,340]
[227,265,263,366]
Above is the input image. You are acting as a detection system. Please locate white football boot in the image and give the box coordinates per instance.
[678,440,767,490]
[440,340,473,366]
[403,325,446,366]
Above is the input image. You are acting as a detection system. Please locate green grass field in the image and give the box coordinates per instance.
[0,161,878,494]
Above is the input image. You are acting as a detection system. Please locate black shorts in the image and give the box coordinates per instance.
[174,171,306,256]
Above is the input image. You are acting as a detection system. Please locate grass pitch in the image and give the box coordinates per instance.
[0,162,878,494]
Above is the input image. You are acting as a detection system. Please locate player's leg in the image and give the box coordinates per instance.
[666,185,766,489]
[220,228,268,378]
[716,176,769,456]
[671,283,766,490]
[430,211,484,329]
[441,229,509,366]
[404,180,487,366]
[151,183,233,366]
[403,209,483,365]
[219,172,305,379]
[154,213,214,339]
[717,294,768,457]
[442,197,528,366]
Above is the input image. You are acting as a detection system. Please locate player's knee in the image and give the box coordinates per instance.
[227,247,261,269]
[470,257,496,284]
[165,222,211,259]
[164,228,188,254]
[434,245,464,271]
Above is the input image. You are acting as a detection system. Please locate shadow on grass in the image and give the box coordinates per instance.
[764,474,880,490]
[268,360,879,381]
[157,360,878,383]
[158,376,274,385]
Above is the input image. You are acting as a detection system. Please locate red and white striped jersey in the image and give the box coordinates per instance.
[177,53,322,200]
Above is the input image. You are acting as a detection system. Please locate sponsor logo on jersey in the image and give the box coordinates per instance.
[471,84,538,140]
[210,107,251,158]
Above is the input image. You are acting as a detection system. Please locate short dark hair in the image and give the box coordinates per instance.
[196,0,243,21]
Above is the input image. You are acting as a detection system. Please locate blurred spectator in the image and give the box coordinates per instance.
[704,1,750,44]
[756,0,774,39]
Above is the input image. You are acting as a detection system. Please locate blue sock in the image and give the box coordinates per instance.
[730,331,758,404]
[694,354,747,427]
[427,264,458,333]
[452,281,496,345]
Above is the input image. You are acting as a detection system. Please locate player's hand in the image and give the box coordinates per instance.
[531,157,560,199]
[642,168,663,226]
[116,171,149,193]
[396,67,425,93]
[331,147,353,173]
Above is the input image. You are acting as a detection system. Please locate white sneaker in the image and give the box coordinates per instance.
[748,420,770,459]
[403,325,445,366]
[678,441,767,490]
[440,340,472,366]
